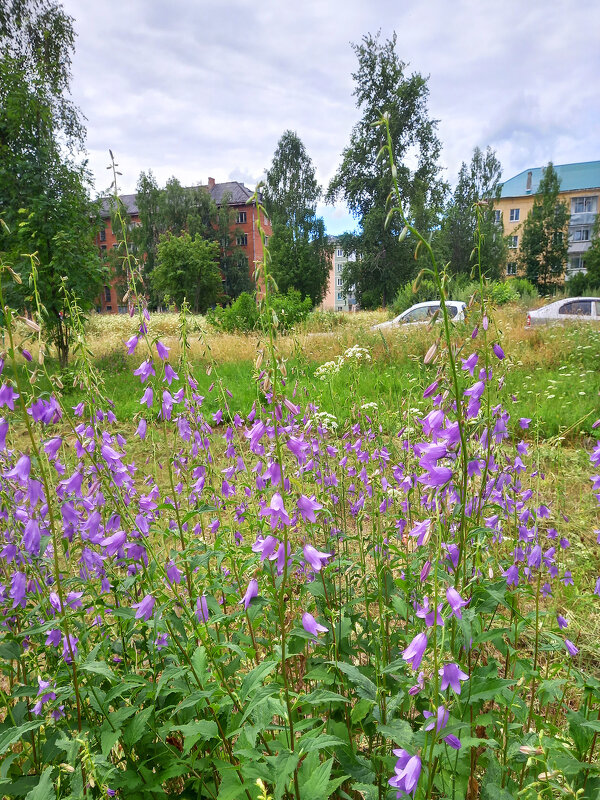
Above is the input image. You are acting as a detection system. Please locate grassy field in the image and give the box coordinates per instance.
[46,304,598,440]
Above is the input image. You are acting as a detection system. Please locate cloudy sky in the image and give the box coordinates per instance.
[61,0,600,234]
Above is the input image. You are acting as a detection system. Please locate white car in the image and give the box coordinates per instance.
[525,297,600,327]
[372,301,466,331]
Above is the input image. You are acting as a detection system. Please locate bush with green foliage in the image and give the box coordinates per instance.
[392,276,538,316]
[208,289,312,334]
[206,291,259,333]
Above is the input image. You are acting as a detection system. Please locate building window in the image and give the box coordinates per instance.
[337,292,344,300]
[568,255,585,272]
[337,306,343,312]
[571,228,590,242]
[506,262,517,276]
[337,249,343,257]
[112,243,118,249]
[264,236,269,247]
[508,235,518,249]
[509,208,520,222]
[100,245,107,253]
[494,210,501,224]
[572,196,596,213]
[236,211,247,224]
[236,234,248,247]
[99,228,106,242]
[337,278,343,286]
[104,285,111,302]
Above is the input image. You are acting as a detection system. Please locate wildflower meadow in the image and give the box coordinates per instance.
[0,118,599,800]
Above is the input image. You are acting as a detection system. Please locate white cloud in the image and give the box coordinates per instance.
[62,0,600,219]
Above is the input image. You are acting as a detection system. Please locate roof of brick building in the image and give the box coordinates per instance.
[99,180,258,219]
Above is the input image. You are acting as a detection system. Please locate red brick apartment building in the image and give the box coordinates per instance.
[96,178,272,313]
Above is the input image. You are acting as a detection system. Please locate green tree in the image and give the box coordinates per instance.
[437,147,506,279]
[0,1,104,366]
[518,163,569,292]
[214,193,253,300]
[134,176,251,305]
[264,131,332,306]
[153,233,221,313]
[326,31,447,308]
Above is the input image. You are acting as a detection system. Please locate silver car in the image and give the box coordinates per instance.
[525,296,600,327]
[372,301,466,331]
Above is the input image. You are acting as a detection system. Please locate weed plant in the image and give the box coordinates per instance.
[0,126,599,800]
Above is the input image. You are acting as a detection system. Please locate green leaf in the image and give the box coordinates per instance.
[100,727,121,758]
[377,720,413,748]
[297,690,350,706]
[0,641,21,661]
[124,706,153,748]
[299,756,333,800]
[264,751,298,800]
[177,720,219,754]
[0,720,43,756]
[300,734,347,753]
[239,684,281,726]
[191,645,207,685]
[24,767,54,800]
[467,678,514,704]
[80,660,116,682]
[331,661,377,701]
[240,660,278,701]
[351,698,374,723]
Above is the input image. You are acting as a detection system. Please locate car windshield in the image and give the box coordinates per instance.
[402,306,434,322]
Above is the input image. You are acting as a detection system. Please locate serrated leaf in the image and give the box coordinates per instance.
[331,661,377,701]
[299,756,333,800]
[297,690,350,706]
[467,678,514,704]
[351,698,374,723]
[240,660,278,701]
[0,720,43,756]
[124,706,153,748]
[300,734,347,753]
[24,767,54,800]
[80,660,116,682]
[101,727,121,758]
[177,720,219,754]
[377,720,413,748]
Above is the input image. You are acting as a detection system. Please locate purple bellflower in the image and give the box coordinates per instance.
[303,544,332,572]
[439,662,469,694]
[402,632,428,671]
[302,612,328,638]
[240,578,258,610]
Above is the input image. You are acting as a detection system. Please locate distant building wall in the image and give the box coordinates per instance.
[322,240,357,312]
[496,161,600,281]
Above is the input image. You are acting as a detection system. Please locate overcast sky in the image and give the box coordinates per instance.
[61,0,600,234]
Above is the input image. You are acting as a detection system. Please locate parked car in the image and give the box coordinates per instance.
[525,297,600,327]
[371,301,466,331]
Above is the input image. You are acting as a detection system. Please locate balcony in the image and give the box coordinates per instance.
[569,211,597,227]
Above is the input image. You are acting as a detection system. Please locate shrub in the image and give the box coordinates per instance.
[207,291,259,333]
[507,276,539,303]
[269,288,312,331]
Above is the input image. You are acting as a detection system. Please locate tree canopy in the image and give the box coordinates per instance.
[153,233,221,313]
[264,131,331,306]
[0,0,104,366]
[134,174,251,306]
[518,163,569,292]
[327,31,447,308]
[437,147,506,280]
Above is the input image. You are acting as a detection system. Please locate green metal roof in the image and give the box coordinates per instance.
[500,160,600,198]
